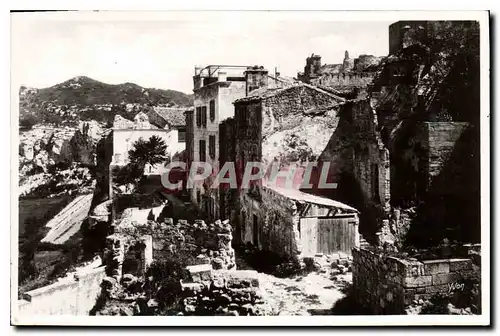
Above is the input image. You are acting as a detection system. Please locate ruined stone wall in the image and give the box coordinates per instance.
[425,122,470,182]
[17,266,106,316]
[315,100,390,242]
[180,266,267,316]
[234,102,262,168]
[312,72,376,88]
[319,100,390,207]
[261,86,341,136]
[234,186,301,259]
[352,247,480,314]
[104,218,236,279]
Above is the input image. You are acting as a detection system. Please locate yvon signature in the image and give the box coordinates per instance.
[448,282,465,293]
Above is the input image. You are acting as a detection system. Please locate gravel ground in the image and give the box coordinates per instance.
[258,269,352,316]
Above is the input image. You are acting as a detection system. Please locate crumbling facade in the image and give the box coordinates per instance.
[104,206,237,280]
[352,245,481,314]
[218,78,360,259]
[316,20,480,246]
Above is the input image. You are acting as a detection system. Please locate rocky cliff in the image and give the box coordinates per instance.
[19,120,109,198]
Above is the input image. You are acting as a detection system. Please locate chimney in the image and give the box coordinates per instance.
[245,66,269,96]
[218,71,227,82]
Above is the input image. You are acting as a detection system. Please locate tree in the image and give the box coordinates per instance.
[19,114,38,130]
[128,135,169,171]
[19,216,44,283]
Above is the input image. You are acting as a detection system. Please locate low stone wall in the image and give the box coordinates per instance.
[104,218,236,279]
[352,247,480,314]
[180,265,267,316]
[17,266,106,316]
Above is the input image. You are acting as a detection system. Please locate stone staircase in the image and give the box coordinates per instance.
[41,193,93,244]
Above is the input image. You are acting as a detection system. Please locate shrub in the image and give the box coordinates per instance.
[141,253,193,315]
[19,114,39,130]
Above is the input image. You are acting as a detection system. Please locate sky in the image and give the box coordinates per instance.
[11,12,391,94]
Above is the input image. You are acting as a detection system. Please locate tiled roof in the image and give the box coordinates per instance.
[264,185,359,213]
[151,107,188,128]
[234,82,346,104]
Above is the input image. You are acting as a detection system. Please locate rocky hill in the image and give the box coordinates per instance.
[19,76,193,127]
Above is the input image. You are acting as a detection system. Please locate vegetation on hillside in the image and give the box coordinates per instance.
[19,76,193,127]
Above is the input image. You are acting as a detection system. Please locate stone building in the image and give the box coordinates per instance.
[109,111,187,197]
[185,65,294,220]
[147,107,188,143]
[185,65,249,219]
[218,78,361,260]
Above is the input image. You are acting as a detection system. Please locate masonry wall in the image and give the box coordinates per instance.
[234,186,302,259]
[104,217,236,280]
[311,72,376,88]
[352,247,480,314]
[261,86,342,136]
[316,100,391,241]
[227,86,348,254]
[425,122,470,181]
[180,267,266,316]
[17,267,106,316]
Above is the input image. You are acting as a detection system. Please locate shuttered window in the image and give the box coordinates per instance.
[199,139,206,162]
[209,100,215,122]
[209,135,216,159]
[202,106,207,127]
[196,107,202,127]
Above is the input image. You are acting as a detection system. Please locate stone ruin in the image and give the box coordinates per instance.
[103,218,237,279]
[96,216,272,316]
[180,266,268,316]
[352,244,481,315]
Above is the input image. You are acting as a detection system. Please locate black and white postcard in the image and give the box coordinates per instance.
[10,10,490,326]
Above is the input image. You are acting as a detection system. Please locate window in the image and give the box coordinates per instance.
[209,100,215,122]
[202,106,207,127]
[199,139,206,162]
[196,107,202,127]
[178,129,186,143]
[209,135,216,159]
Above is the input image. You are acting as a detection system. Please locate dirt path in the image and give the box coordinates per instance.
[259,270,352,316]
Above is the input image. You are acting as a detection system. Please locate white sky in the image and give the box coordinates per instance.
[11,12,391,93]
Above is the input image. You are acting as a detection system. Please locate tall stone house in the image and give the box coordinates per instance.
[185,65,294,220]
